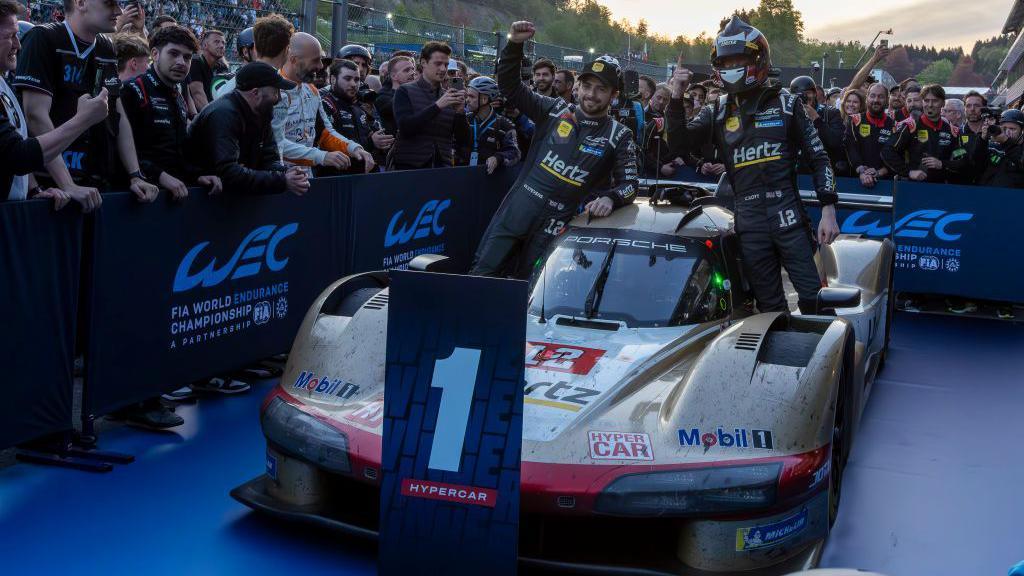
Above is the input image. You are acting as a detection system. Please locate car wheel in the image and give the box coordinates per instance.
[829,333,855,528]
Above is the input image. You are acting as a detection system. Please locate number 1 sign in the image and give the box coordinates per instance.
[379,270,527,576]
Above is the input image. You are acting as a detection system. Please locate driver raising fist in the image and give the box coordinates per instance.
[665,16,840,315]
[470,21,638,279]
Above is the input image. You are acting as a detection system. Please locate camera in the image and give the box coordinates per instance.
[982,107,1004,119]
[450,76,464,91]
[356,86,378,103]
[988,124,1002,137]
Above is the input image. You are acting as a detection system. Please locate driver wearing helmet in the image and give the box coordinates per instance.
[459,75,520,173]
[336,43,372,82]
[470,21,638,279]
[666,15,840,315]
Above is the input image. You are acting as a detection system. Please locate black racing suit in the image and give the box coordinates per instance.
[470,41,638,279]
[881,114,966,183]
[665,87,838,314]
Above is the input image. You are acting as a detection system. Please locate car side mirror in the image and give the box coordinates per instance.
[817,287,861,314]
[408,254,456,273]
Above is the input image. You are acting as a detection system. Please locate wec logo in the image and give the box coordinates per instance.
[840,209,973,241]
[384,198,450,248]
[173,223,297,292]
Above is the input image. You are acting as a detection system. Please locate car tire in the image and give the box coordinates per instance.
[829,331,856,529]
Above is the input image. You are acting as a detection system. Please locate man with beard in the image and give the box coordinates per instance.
[187,61,308,196]
[900,85,922,120]
[458,75,519,173]
[666,16,839,315]
[15,0,158,210]
[886,84,905,121]
[187,29,225,112]
[121,24,221,201]
[272,33,374,176]
[531,58,555,97]
[954,90,988,184]
[552,68,574,102]
[470,21,637,279]
[882,84,966,183]
[846,83,894,189]
[321,59,393,173]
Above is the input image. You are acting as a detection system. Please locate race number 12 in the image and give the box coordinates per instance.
[427,347,482,472]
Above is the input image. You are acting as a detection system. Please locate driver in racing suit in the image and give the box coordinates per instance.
[470,21,638,279]
[665,16,840,314]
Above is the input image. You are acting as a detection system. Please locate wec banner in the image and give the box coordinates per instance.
[84,181,348,415]
[0,201,81,448]
[893,181,1022,301]
[380,271,527,576]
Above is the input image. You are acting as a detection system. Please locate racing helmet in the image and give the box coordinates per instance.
[999,108,1024,129]
[336,44,372,62]
[468,76,500,100]
[711,16,771,95]
[237,27,255,48]
[789,75,817,96]
[17,21,34,41]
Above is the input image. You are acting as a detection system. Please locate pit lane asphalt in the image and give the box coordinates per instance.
[0,312,1021,575]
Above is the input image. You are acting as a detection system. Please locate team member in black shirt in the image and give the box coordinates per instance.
[846,83,895,189]
[459,76,519,173]
[882,84,967,183]
[187,28,225,112]
[121,24,221,200]
[15,0,158,210]
[321,59,392,173]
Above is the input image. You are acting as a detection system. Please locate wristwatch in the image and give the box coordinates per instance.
[129,170,146,181]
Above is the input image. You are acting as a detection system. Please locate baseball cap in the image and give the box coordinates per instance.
[578,55,621,90]
[235,62,296,91]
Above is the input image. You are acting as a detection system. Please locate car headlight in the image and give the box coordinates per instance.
[594,463,781,516]
[261,396,351,475]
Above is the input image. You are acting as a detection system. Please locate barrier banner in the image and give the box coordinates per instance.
[348,167,483,273]
[893,181,1021,301]
[380,271,527,576]
[84,180,347,416]
[0,200,81,448]
[798,176,894,239]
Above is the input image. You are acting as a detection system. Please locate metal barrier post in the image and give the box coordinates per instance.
[301,0,317,35]
[332,0,348,56]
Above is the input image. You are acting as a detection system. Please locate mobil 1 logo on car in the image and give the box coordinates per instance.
[678,426,774,452]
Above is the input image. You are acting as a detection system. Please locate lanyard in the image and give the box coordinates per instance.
[472,113,497,151]
[64,21,96,60]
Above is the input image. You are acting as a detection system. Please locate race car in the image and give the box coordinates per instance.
[232,195,894,575]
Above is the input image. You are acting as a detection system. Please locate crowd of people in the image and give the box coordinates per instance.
[1,2,1019,429]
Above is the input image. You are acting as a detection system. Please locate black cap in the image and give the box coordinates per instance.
[235,62,296,91]
[578,56,621,90]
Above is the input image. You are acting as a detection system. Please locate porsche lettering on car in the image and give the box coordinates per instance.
[233,194,893,575]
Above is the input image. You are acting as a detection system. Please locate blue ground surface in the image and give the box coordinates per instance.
[0,312,1021,575]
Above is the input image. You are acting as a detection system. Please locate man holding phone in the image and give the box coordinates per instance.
[390,41,469,170]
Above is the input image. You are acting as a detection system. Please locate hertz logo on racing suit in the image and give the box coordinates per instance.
[733,142,783,168]
[540,150,590,186]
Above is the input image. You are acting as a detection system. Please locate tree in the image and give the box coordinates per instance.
[636,18,648,39]
[948,55,987,86]
[885,46,914,82]
[917,59,954,85]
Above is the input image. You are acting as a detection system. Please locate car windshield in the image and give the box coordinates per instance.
[528,229,729,328]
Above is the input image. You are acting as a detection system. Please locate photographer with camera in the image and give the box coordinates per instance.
[882,84,967,183]
[321,59,392,173]
[457,76,519,173]
[666,16,839,315]
[471,21,637,279]
[970,109,1024,188]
